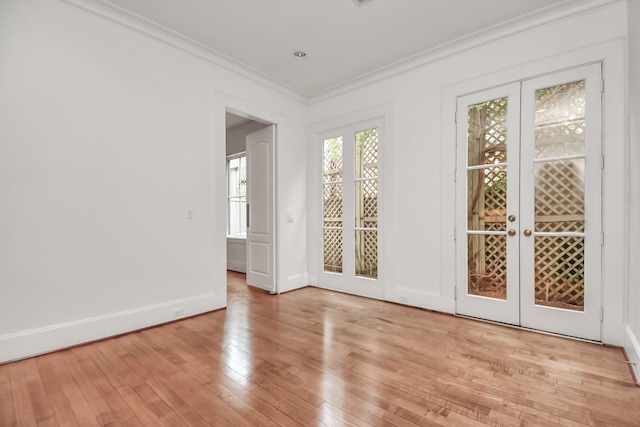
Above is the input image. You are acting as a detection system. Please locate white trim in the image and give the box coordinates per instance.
[625,326,640,383]
[0,293,223,364]
[62,0,306,103]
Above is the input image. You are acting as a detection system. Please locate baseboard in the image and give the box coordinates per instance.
[279,273,308,293]
[227,262,246,273]
[624,325,640,384]
[0,293,224,364]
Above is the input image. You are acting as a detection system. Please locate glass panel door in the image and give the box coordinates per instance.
[317,119,383,300]
[456,64,602,341]
[455,83,521,325]
[520,64,602,341]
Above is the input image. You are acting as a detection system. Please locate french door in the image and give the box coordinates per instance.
[455,64,603,341]
[317,119,383,299]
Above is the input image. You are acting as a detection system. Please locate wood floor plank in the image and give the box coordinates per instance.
[2,270,640,426]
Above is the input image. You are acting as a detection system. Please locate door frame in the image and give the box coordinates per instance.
[309,104,392,301]
[440,39,626,345]
[216,94,282,298]
[315,118,384,299]
[454,64,603,341]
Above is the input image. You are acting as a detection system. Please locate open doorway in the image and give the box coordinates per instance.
[225,111,276,294]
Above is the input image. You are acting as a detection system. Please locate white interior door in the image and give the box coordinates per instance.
[456,64,603,341]
[246,125,276,293]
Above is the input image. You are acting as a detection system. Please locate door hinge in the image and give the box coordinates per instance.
[601,79,605,93]
[601,232,604,246]
[601,307,604,322]
[455,109,458,123]
[601,155,605,169]
[454,228,457,241]
[454,286,457,300]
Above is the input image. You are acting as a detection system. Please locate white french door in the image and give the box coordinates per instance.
[455,64,603,341]
[317,119,383,299]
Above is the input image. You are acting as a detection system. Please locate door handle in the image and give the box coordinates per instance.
[524,229,532,237]
[508,229,516,236]
[246,204,250,228]
[508,215,516,222]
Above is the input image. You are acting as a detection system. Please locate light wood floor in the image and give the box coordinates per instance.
[1,271,639,426]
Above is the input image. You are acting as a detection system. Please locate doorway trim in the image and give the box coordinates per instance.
[440,39,626,345]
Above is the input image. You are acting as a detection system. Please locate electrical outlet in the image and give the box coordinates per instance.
[173,308,185,318]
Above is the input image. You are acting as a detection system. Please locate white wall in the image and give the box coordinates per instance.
[0,0,308,362]
[308,1,628,344]
[625,0,640,379]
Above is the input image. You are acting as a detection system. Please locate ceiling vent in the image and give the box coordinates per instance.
[353,0,374,6]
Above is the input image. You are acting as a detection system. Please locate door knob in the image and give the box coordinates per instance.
[524,229,532,237]
[508,229,516,236]
[508,215,516,222]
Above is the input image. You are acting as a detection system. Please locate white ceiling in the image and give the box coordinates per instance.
[105,0,576,97]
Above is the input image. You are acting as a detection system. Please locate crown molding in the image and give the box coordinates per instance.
[308,0,623,103]
[62,0,622,105]
[62,0,308,104]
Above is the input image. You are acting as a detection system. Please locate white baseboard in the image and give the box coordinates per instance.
[279,273,308,293]
[624,325,640,383]
[0,293,224,364]
[227,262,246,273]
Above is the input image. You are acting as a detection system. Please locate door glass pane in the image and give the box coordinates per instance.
[535,80,585,159]
[323,184,343,228]
[355,230,377,278]
[468,234,507,299]
[324,229,343,273]
[534,236,584,311]
[467,167,507,231]
[533,79,587,311]
[323,137,343,273]
[355,128,378,279]
[535,159,585,232]
[468,98,507,166]
[466,97,508,300]
[355,128,378,179]
[323,137,343,182]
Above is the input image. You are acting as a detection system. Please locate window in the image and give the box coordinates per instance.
[227,154,247,237]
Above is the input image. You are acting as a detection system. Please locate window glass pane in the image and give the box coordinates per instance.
[535,80,585,159]
[468,97,508,167]
[227,156,246,237]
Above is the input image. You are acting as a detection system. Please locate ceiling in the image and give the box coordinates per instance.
[105,0,577,97]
